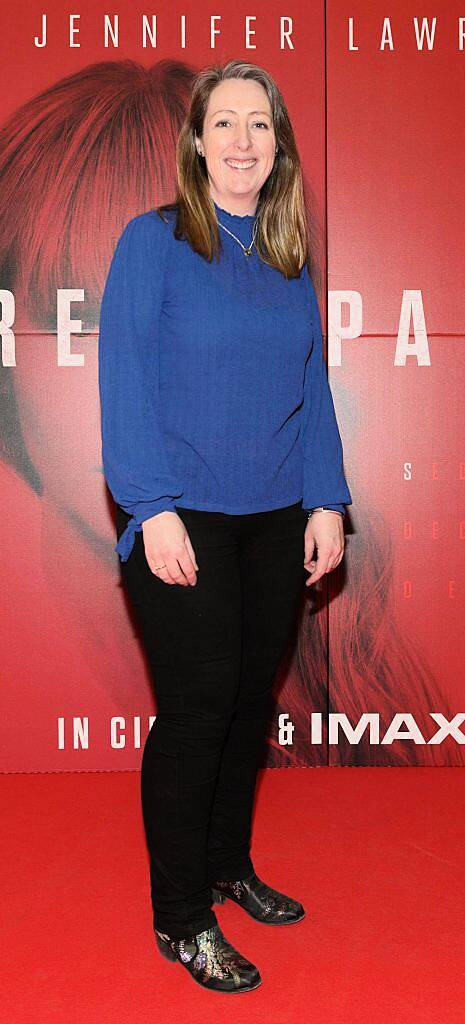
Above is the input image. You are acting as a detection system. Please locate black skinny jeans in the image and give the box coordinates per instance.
[116,500,308,938]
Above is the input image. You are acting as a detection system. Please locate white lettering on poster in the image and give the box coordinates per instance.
[1,289,443,368]
[55,712,465,751]
[30,15,463,51]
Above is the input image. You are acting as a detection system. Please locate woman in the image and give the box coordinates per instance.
[98,59,352,993]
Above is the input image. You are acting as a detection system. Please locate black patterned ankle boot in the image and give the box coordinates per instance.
[211,871,306,925]
[154,922,262,993]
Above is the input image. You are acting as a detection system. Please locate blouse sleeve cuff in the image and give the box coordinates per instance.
[114,497,178,563]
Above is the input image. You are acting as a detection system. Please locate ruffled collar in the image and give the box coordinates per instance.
[212,198,258,245]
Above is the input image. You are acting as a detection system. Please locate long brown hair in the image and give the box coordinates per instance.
[0,58,197,484]
[157,59,312,279]
[0,58,196,333]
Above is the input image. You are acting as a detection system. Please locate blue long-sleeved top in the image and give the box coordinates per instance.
[98,200,352,562]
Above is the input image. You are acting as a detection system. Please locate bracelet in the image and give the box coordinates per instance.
[307,507,344,520]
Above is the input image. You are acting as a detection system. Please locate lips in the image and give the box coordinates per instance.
[225,158,257,170]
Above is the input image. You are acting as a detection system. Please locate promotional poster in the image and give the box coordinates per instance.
[1,1,464,772]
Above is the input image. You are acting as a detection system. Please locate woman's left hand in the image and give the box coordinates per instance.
[304,511,345,587]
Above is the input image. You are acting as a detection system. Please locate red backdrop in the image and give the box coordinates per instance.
[0,0,463,771]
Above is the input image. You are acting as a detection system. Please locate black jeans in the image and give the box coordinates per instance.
[116,500,308,938]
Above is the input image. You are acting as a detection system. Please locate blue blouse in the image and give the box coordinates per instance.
[98,200,352,562]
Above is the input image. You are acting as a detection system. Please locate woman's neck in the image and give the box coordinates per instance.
[210,192,258,219]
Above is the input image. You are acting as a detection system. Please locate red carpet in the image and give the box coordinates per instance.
[2,767,464,1023]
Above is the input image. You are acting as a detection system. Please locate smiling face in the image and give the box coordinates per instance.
[196,77,277,215]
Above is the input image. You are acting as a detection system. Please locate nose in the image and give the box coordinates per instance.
[232,126,254,150]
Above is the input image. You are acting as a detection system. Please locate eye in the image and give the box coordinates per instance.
[214,119,270,129]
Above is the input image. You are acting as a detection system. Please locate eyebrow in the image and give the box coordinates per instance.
[211,109,272,118]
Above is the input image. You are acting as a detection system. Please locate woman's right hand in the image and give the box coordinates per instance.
[141,511,199,586]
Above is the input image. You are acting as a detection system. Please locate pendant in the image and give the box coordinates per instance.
[244,248,252,256]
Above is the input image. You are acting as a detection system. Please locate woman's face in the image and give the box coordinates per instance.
[11,322,110,543]
[197,78,277,210]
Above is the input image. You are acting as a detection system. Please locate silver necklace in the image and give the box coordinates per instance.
[217,216,259,256]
